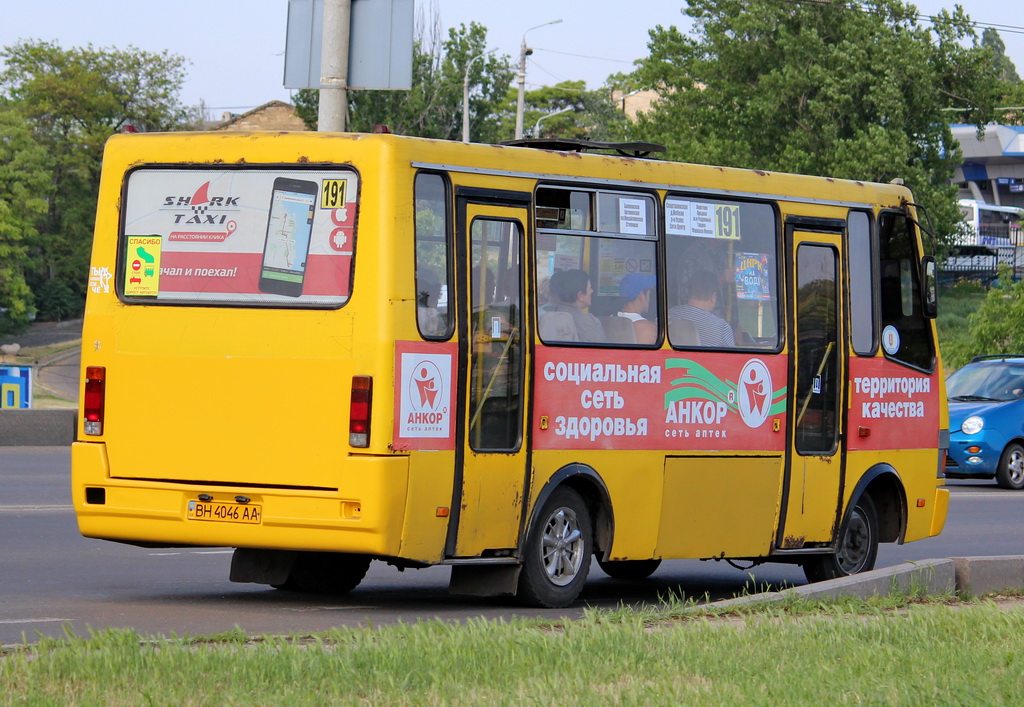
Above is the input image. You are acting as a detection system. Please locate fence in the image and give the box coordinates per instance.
[940,224,1024,285]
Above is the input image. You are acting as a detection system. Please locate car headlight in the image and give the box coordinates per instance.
[961,416,984,435]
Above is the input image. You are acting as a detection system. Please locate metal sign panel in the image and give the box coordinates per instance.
[0,366,32,409]
[284,0,413,91]
[284,0,323,90]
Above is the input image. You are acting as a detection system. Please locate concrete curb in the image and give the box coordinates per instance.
[0,410,76,446]
[708,555,1024,609]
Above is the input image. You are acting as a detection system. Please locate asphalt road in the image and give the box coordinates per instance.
[2,446,1022,646]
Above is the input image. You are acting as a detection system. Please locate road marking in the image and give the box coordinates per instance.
[0,505,73,513]
[0,618,74,625]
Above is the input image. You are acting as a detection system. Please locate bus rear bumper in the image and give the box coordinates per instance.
[71,441,410,557]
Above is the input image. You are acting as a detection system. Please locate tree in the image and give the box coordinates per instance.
[943,265,1024,368]
[628,0,1005,244]
[983,28,1020,84]
[0,41,192,314]
[0,107,50,334]
[294,21,513,142]
[982,28,1024,126]
[511,81,628,141]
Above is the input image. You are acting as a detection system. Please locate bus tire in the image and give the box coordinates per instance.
[803,494,879,583]
[272,551,371,594]
[597,558,662,580]
[517,487,592,608]
[995,443,1024,490]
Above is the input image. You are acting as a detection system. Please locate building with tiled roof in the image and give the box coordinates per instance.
[211,100,308,132]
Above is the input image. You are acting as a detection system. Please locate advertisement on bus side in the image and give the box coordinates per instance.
[532,348,789,451]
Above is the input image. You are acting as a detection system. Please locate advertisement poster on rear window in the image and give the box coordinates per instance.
[118,168,357,306]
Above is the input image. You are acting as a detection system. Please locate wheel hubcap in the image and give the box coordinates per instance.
[541,507,584,586]
[1008,450,1024,485]
[837,507,871,574]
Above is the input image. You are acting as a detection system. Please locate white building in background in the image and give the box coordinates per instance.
[951,123,1024,210]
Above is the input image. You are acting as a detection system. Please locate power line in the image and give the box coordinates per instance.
[916,14,1024,38]
[535,47,636,65]
[770,0,1024,37]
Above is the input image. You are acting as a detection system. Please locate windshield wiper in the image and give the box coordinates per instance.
[950,394,1000,402]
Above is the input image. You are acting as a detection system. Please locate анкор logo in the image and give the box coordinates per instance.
[738,358,772,428]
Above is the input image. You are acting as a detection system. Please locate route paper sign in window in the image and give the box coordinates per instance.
[120,168,358,307]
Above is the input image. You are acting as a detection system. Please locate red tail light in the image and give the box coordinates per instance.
[349,375,372,447]
[84,366,106,435]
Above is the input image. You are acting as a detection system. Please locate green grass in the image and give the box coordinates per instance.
[3,596,1023,705]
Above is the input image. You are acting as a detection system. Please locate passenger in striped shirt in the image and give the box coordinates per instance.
[668,270,735,348]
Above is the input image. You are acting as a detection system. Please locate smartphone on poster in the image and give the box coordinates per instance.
[258,177,318,297]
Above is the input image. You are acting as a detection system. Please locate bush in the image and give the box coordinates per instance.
[33,278,82,322]
[945,265,1024,369]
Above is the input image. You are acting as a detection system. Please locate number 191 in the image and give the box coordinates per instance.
[321,179,347,209]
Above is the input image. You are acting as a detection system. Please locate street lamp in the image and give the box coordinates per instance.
[532,106,573,138]
[515,19,562,140]
[462,50,495,143]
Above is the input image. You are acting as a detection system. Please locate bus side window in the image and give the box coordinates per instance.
[848,211,876,355]
[414,173,451,339]
[534,186,659,347]
[666,196,779,350]
[878,211,934,371]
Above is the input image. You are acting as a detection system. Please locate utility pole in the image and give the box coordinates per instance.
[318,0,352,132]
[514,19,562,140]
[462,51,491,143]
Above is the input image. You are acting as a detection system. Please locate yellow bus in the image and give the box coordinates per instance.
[73,131,949,608]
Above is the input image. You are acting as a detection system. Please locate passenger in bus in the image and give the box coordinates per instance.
[416,276,444,337]
[614,273,657,345]
[668,270,735,348]
[537,276,552,311]
[674,240,731,320]
[545,269,606,343]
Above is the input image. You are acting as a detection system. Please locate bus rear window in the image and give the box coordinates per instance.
[119,168,357,307]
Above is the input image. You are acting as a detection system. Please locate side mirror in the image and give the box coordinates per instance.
[922,256,937,319]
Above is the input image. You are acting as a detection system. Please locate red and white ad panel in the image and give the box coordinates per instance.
[393,341,459,451]
[532,348,789,452]
[847,357,939,451]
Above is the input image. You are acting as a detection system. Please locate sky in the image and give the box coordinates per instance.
[1,0,1022,118]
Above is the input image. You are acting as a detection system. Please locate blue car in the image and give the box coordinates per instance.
[946,355,1024,490]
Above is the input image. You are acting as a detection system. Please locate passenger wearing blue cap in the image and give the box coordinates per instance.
[616,273,657,344]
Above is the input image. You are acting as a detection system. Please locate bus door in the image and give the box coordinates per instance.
[447,188,531,558]
[779,224,846,548]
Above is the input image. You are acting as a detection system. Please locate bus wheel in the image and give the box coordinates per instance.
[517,487,592,608]
[272,551,371,594]
[597,558,662,580]
[803,494,879,583]
[996,443,1024,490]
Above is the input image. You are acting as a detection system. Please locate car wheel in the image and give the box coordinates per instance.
[516,487,592,608]
[597,558,662,580]
[996,442,1024,490]
[803,494,879,583]
[272,551,371,594]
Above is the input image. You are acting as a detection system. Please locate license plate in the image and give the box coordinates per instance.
[187,500,262,524]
